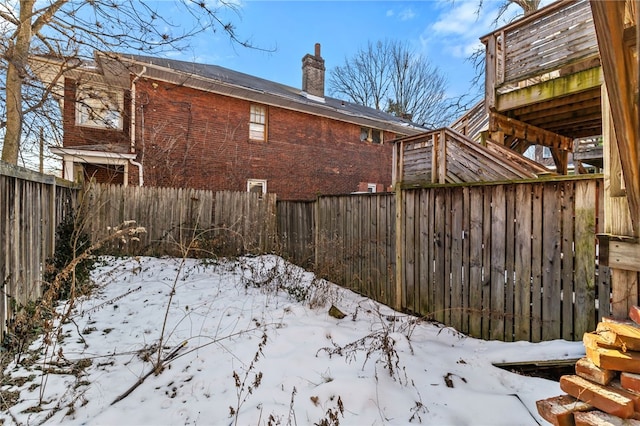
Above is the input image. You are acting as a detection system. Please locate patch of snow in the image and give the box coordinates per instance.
[0,255,584,425]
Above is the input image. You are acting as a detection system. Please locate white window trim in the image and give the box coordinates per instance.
[247,179,267,194]
[367,183,377,193]
[76,83,124,130]
[360,127,383,144]
[249,104,267,141]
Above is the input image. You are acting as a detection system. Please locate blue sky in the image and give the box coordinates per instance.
[157,0,550,101]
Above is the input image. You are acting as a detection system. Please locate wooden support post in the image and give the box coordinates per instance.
[484,34,497,111]
[394,185,403,311]
[431,133,438,184]
[590,0,640,234]
[601,83,639,318]
[550,147,569,175]
[438,130,447,184]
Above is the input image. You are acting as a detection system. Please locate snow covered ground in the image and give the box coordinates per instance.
[0,255,585,425]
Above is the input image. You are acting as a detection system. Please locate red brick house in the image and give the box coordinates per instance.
[34,45,424,200]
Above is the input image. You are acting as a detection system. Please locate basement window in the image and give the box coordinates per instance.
[360,127,382,144]
[249,104,267,141]
[76,84,123,130]
[247,179,267,195]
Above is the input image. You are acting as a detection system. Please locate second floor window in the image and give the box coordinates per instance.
[249,104,267,141]
[360,127,382,144]
[76,84,123,130]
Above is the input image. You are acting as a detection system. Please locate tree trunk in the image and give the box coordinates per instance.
[2,0,35,164]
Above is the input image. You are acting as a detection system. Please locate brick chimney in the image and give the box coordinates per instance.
[302,43,325,99]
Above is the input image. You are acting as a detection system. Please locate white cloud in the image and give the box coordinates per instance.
[398,8,416,21]
[386,7,415,21]
[431,1,481,36]
[421,0,509,61]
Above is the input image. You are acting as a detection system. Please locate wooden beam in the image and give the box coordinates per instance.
[590,0,640,234]
[515,96,601,122]
[513,89,601,116]
[599,235,640,273]
[550,148,569,175]
[489,112,573,151]
[496,66,602,111]
[485,34,497,111]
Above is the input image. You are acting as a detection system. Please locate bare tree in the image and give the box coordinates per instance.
[482,0,542,21]
[0,0,254,165]
[329,40,392,112]
[386,42,449,129]
[328,40,452,129]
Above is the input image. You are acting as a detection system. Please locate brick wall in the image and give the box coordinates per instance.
[64,77,398,201]
[63,79,131,148]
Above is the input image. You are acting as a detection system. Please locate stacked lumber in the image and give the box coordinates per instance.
[537,306,640,425]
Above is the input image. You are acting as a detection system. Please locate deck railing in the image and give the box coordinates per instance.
[482,0,599,107]
[450,99,488,142]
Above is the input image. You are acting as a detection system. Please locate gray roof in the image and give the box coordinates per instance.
[107,53,425,135]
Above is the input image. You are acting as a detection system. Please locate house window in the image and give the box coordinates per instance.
[247,179,267,195]
[367,183,377,193]
[76,84,123,129]
[360,127,382,144]
[249,104,267,141]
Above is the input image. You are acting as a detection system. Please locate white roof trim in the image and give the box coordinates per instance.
[50,147,136,164]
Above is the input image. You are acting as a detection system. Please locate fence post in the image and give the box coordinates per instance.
[394,187,403,311]
[313,198,320,268]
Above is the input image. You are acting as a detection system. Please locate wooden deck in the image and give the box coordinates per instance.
[481,0,603,172]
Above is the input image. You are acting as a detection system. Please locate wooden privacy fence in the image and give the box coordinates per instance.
[398,177,606,342]
[1,173,607,344]
[83,183,277,256]
[281,176,608,342]
[276,201,315,267]
[314,193,397,306]
[0,163,76,342]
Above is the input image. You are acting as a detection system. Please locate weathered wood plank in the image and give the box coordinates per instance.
[468,187,484,338]
[575,180,597,337]
[490,185,506,340]
[531,184,544,342]
[561,182,576,340]
[460,187,471,334]
[482,187,493,339]
[434,188,446,323]
[504,184,516,342]
[405,190,416,313]
[442,189,452,324]
[542,183,562,340]
[496,67,602,111]
[514,184,533,341]
[419,188,432,317]
[450,188,464,332]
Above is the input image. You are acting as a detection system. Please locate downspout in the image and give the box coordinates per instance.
[130,66,147,186]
